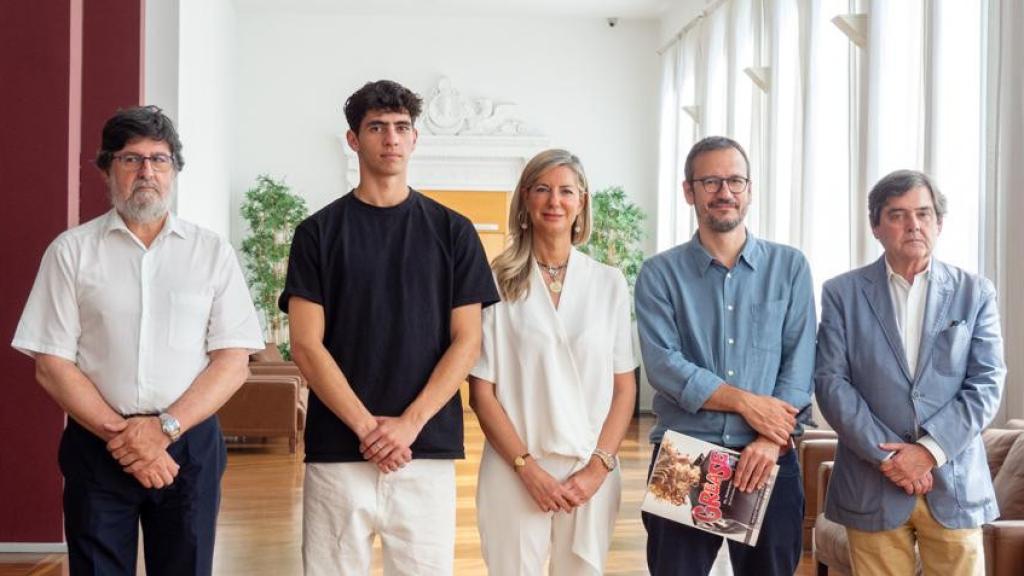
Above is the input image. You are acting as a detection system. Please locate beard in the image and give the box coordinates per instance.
[111,182,173,224]
[702,199,748,232]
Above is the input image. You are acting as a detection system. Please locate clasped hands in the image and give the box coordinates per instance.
[358,415,420,474]
[734,394,798,493]
[878,442,936,496]
[519,457,608,514]
[104,417,178,489]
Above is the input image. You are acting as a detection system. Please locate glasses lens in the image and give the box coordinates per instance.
[150,155,173,172]
[727,177,747,193]
[118,154,142,168]
[700,178,722,193]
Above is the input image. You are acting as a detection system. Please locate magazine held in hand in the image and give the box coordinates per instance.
[641,429,778,546]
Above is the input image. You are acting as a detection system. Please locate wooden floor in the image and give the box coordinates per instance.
[0,414,820,575]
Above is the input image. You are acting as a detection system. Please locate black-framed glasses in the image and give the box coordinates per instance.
[113,153,175,173]
[692,176,749,194]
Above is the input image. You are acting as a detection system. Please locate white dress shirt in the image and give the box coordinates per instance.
[13,210,264,415]
[885,258,947,467]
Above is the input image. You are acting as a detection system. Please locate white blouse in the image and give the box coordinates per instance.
[472,248,638,463]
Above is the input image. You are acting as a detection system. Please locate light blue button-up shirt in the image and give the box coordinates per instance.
[635,231,816,448]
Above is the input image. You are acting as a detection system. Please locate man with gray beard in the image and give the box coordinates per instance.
[12,106,264,576]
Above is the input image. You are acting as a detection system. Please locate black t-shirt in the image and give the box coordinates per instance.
[279,189,500,463]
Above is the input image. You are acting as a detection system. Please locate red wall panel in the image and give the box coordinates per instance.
[0,0,143,544]
[80,0,144,222]
[0,0,81,543]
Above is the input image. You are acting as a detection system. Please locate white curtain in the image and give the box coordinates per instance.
[798,0,852,296]
[926,1,983,273]
[764,0,801,245]
[701,7,729,137]
[656,44,681,252]
[656,0,756,246]
[988,0,1024,421]
[655,30,698,253]
[655,0,991,285]
[864,0,925,199]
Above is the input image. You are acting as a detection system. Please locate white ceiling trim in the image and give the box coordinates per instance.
[234,0,672,20]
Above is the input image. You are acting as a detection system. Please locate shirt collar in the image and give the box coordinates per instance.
[686,229,762,275]
[164,212,187,238]
[884,256,931,286]
[102,209,187,241]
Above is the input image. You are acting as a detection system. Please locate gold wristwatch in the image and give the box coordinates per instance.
[513,452,531,472]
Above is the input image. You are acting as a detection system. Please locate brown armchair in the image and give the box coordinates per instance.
[216,343,308,453]
[796,430,839,551]
[811,419,1024,575]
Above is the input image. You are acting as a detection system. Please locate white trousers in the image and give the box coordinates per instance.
[476,444,621,576]
[302,459,456,576]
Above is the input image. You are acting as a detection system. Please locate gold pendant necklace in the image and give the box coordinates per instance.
[537,259,568,293]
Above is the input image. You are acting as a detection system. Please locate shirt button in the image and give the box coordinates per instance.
[727,370,735,377]
[726,272,732,279]
[912,390,921,399]
[727,305,734,311]
[728,338,735,345]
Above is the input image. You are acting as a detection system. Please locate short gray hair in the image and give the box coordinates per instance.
[868,169,947,228]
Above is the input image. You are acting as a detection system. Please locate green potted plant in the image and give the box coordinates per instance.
[240,175,308,358]
[581,185,647,413]
[580,185,646,295]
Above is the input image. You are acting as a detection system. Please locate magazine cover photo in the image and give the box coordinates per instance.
[642,430,779,546]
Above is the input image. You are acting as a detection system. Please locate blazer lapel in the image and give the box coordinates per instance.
[913,261,954,383]
[860,257,914,382]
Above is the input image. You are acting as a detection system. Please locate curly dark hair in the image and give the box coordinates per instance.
[95,105,184,172]
[343,80,423,132]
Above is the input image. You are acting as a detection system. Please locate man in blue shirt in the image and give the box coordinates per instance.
[636,136,816,575]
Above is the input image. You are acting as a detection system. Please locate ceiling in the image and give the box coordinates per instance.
[234,0,674,19]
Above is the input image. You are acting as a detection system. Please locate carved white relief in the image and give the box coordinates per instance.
[339,77,548,191]
[422,77,538,137]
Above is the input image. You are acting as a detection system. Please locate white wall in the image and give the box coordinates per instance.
[144,0,179,121]
[231,9,661,255]
[171,0,236,237]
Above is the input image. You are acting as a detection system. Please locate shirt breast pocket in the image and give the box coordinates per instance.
[169,292,213,350]
[751,299,787,351]
[934,324,969,377]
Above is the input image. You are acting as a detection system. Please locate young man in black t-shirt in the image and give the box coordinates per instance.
[281,80,499,575]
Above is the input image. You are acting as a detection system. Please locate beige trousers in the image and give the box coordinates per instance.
[846,495,984,576]
[302,460,456,576]
[476,444,621,576]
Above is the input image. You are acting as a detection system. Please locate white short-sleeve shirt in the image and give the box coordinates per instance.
[12,210,265,415]
[472,248,638,462]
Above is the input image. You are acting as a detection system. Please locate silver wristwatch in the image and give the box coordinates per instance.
[158,412,182,442]
[592,448,618,471]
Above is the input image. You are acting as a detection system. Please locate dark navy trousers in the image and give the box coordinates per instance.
[643,444,804,576]
[58,416,227,576]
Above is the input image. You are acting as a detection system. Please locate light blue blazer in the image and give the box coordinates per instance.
[815,257,1005,531]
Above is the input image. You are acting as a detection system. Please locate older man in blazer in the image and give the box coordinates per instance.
[815,169,1005,575]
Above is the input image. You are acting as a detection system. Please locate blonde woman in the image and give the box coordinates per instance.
[469,149,637,575]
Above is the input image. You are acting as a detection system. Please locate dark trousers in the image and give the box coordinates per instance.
[58,416,227,576]
[643,444,804,576]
